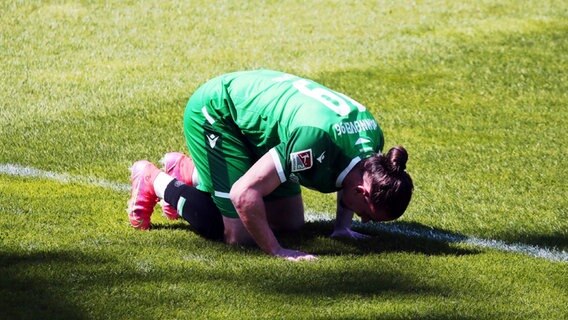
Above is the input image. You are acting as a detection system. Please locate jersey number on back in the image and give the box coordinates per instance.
[292,79,366,116]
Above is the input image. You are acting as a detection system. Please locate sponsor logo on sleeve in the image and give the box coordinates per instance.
[316,151,326,163]
[290,149,313,172]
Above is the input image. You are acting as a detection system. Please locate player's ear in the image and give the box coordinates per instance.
[355,186,367,195]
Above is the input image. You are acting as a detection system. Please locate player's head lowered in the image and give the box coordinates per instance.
[363,146,414,221]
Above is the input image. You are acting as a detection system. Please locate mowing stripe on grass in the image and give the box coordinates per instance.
[2,163,567,262]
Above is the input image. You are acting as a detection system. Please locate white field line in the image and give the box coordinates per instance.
[0,163,130,193]
[2,163,567,263]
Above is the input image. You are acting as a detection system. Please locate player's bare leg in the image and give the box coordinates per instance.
[265,194,305,232]
[222,194,304,245]
[222,217,255,245]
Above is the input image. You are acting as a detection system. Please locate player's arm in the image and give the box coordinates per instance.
[230,152,316,261]
[331,190,370,240]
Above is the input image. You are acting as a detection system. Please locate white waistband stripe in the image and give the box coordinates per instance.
[202,107,216,125]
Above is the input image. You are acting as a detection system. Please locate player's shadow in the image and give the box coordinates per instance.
[151,223,195,231]
[279,220,480,257]
[153,219,479,257]
[501,232,568,252]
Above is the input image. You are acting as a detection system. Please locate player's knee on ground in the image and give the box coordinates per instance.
[265,195,305,232]
[222,217,256,246]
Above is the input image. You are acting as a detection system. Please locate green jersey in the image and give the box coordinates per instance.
[190,69,384,193]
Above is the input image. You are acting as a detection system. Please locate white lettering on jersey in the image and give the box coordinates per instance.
[273,74,368,116]
[272,74,296,82]
[334,119,377,136]
[355,137,371,145]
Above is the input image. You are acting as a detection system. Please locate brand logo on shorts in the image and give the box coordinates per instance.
[290,149,312,172]
[207,133,219,148]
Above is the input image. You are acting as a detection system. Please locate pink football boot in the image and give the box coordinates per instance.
[127,160,161,230]
[159,152,197,220]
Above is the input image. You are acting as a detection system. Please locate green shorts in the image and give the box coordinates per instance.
[183,83,300,218]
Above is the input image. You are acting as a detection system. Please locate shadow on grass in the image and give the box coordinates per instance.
[151,222,195,232]
[501,232,568,252]
[0,251,95,319]
[153,219,479,257]
[0,249,193,319]
[285,220,479,257]
[192,258,447,298]
[181,224,477,300]
[0,248,462,319]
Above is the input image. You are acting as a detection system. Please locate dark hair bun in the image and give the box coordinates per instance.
[385,146,408,173]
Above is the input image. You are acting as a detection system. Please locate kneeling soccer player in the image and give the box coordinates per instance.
[127,69,414,261]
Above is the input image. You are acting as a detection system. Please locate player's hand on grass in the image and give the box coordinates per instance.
[331,227,370,240]
[275,248,317,261]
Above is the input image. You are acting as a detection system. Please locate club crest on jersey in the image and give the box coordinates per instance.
[290,149,313,172]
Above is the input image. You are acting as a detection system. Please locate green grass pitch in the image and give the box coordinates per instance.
[1,1,567,319]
